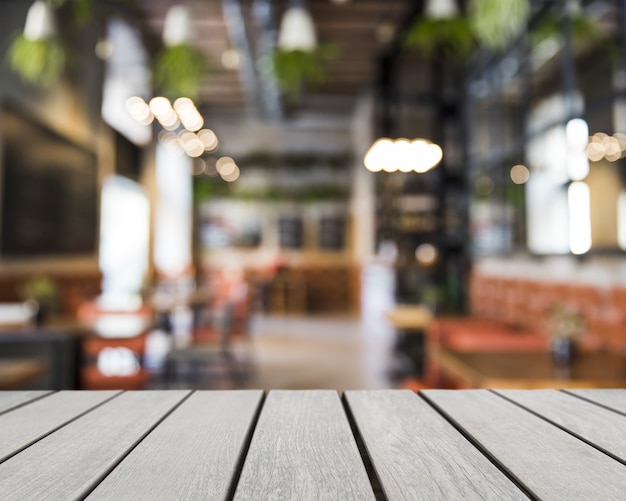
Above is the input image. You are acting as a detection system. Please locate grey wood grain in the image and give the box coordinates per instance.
[234,390,375,500]
[0,390,189,500]
[0,391,51,414]
[496,389,626,462]
[345,390,527,500]
[87,390,263,501]
[564,389,626,415]
[423,389,626,500]
[0,390,120,462]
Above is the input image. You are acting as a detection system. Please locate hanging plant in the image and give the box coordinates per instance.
[469,0,530,50]
[404,16,474,58]
[272,44,337,101]
[153,44,207,100]
[531,13,602,50]
[7,0,66,86]
[8,33,66,86]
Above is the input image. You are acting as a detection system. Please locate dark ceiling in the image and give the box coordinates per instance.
[134,0,418,120]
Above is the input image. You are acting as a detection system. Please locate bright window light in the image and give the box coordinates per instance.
[568,181,592,255]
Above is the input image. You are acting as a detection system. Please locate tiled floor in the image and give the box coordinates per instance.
[248,314,396,390]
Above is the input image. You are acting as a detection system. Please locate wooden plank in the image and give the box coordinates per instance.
[0,390,189,500]
[0,390,120,462]
[88,390,264,500]
[0,391,51,414]
[234,390,375,500]
[496,389,626,462]
[423,389,626,499]
[345,390,526,500]
[564,389,626,414]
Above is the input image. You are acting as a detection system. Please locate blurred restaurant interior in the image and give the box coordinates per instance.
[2,0,626,391]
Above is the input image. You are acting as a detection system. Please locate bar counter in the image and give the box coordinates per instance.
[0,389,625,499]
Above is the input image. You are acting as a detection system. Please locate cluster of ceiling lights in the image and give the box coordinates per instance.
[125,96,220,159]
[363,138,443,173]
[586,132,626,162]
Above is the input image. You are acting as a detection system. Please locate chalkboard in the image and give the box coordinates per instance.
[278,216,303,249]
[0,105,98,257]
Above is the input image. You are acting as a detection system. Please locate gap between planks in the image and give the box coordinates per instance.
[417,391,538,500]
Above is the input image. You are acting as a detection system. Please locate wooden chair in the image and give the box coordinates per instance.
[164,282,253,388]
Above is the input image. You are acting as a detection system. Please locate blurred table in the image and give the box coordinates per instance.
[431,348,626,389]
[386,305,434,377]
[0,389,626,498]
[0,359,46,389]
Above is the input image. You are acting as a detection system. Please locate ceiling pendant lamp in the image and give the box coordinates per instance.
[162,5,193,46]
[24,0,56,40]
[424,0,458,19]
[277,3,317,51]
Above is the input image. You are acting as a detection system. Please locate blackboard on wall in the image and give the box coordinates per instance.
[0,105,98,257]
[278,216,303,249]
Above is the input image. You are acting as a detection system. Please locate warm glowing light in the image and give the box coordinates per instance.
[363,137,442,173]
[394,138,413,172]
[364,138,391,172]
[125,97,154,125]
[510,164,530,184]
[216,156,237,174]
[587,131,626,162]
[221,47,242,69]
[415,243,438,265]
[566,118,588,148]
[568,181,592,255]
[221,164,240,182]
[198,129,219,151]
[149,96,173,117]
[189,160,206,175]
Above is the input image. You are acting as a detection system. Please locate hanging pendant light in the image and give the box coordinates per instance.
[24,0,57,40]
[162,5,193,46]
[277,6,317,51]
[424,0,458,19]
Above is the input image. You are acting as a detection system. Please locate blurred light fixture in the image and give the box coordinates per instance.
[415,243,438,265]
[363,137,443,173]
[587,131,626,162]
[568,181,592,255]
[221,47,242,69]
[24,0,56,40]
[127,95,222,160]
[424,0,458,19]
[95,37,114,60]
[277,6,317,51]
[566,118,589,180]
[510,164,530,184]
[162,5,193,46]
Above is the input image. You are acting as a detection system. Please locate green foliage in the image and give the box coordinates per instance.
[404,17,474,58]
[18,276,58,302]
[153,44,207,100]
[532,13,602,50]
[272,44,338,100]
[469,0,530,50]
[8,33,66,86]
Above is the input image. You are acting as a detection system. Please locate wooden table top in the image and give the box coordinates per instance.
[0,389,625,499]
[431,348,626,389]
[385,304,433,330]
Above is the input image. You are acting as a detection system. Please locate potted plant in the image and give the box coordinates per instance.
[8,0,66,86]
[18,275,59,325]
